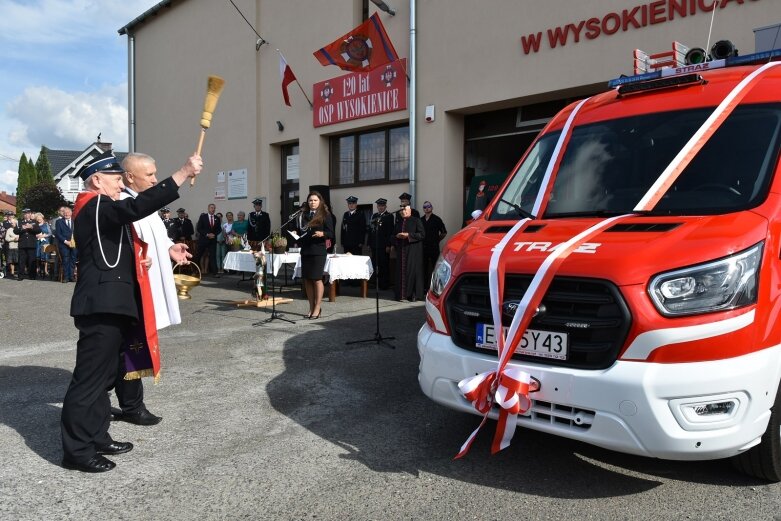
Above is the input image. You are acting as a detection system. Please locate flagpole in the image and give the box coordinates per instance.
[278,49,313,109]
[294,79,313,109]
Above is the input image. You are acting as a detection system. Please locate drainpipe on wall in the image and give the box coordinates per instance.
[127,33,136,153]
[408,0,417,206]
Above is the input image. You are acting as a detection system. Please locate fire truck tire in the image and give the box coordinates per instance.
[731,384,781,482]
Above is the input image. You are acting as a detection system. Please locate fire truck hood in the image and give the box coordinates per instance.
[453,212,769,287]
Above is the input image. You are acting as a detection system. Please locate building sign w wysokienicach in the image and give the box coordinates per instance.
[313,58,407,128]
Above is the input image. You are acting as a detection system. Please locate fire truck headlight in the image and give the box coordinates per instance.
[649,242,762,317]
[430,257,452,297]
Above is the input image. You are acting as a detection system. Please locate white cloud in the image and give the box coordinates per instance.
[7,83,129,151]
[0,168,18,196]
[0,0,159,45]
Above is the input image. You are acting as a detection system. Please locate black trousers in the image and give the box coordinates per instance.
[196,239,217,274]
[61,314,131,462]
[371,246,390,290]
[19,247,36,279]
[114,355,145,414]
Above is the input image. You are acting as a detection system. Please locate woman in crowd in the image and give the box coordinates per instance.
[393,202,425,302]
[298,191,334,319]
[232,211,249,237]
[35,212,51,277]
[217,211,233,275]
[4,217,18,278]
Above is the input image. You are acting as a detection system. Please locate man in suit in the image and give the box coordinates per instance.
[60,150,202,473]
[340,196,366,256]
[54,206,77,282]
[14,208,40,280]
[248,197,270,242]
[175,208,194,241]
[196,203,220,275]
[368,198,394,290]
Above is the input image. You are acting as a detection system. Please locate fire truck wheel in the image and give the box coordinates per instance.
[731,383,781,482]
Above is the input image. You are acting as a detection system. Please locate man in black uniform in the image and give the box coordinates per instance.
[160,207,179,241]
[248,197,271,242]
[175,208,194,242]
[60,151,202,473]
[368,198,394,290]
[340,196,366,255]
[14,208,40,280]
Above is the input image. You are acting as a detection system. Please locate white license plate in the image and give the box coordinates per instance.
[476,323,568,360]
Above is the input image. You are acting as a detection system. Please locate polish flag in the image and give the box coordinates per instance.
[279,53,297,106]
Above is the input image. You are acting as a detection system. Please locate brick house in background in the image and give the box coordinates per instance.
[0,191,16,214]
[50,140,126,203]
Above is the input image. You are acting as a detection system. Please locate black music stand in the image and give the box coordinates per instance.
[346,218,395,349]
[253,211,301,326]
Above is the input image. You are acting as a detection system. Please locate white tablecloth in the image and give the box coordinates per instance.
[223,250,300,276]
[265,252,300,276]
[223,251,256,272]
[293,254,373,281]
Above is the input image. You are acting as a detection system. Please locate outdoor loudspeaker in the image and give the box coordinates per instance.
[711,40,738,60]
[685,47,708,65]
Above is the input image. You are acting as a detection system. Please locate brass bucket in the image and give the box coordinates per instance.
[173,262,201,300]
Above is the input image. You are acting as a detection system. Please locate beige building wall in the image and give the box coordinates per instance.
[124,0,778,234]
[131,0,259,219]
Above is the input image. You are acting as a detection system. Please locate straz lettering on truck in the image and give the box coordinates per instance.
[504,241,601,254]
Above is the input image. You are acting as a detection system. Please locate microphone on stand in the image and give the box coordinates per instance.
[288,208,303,220]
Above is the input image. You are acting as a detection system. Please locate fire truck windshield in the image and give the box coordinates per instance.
[491,103,781,220]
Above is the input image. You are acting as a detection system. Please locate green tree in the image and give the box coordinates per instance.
[16,152,30,207]
[20,182,68,218]
[28,155,38,185]
[35,147,54,184]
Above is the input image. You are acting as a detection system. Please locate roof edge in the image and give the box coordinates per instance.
[118,0,174,35]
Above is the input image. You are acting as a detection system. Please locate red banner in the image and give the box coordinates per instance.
[313,58,407,128]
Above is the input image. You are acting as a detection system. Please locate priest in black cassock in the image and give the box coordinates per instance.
[392,202,425,302]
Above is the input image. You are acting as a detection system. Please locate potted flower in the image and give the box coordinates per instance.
[228,234,243,251]
[271,232,287,253]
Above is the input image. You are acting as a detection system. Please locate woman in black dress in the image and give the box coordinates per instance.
[299,191,335,318]
[393,203,425,302]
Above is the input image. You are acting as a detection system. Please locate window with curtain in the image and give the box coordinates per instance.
[330,125,409,186]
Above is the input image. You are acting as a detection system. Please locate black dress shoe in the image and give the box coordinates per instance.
[115,408,162,426]
[62,454,116,473]
[96,441,134,455]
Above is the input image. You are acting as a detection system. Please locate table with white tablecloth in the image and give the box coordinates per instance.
[223,250,300,277]
[222,250,296,308]
[293,254,373,301]
[222,251,257,273]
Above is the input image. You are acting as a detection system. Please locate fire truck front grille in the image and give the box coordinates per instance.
[446,274,632,369]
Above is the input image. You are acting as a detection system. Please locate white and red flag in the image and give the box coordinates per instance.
[279,52,297,106]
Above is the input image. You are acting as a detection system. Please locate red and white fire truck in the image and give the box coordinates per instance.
[419,47,781,481]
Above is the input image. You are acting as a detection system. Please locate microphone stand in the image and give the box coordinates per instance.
[346,217,395,349]
[253,210,301,326]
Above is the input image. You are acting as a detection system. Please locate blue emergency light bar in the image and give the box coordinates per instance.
[608,48,781,89]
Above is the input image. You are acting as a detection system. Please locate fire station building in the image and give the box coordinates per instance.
[119,0,779,237]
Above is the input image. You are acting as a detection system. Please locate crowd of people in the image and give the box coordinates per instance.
[1,206,76,281]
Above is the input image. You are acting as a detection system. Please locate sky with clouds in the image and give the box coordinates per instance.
[0,0,160,195]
